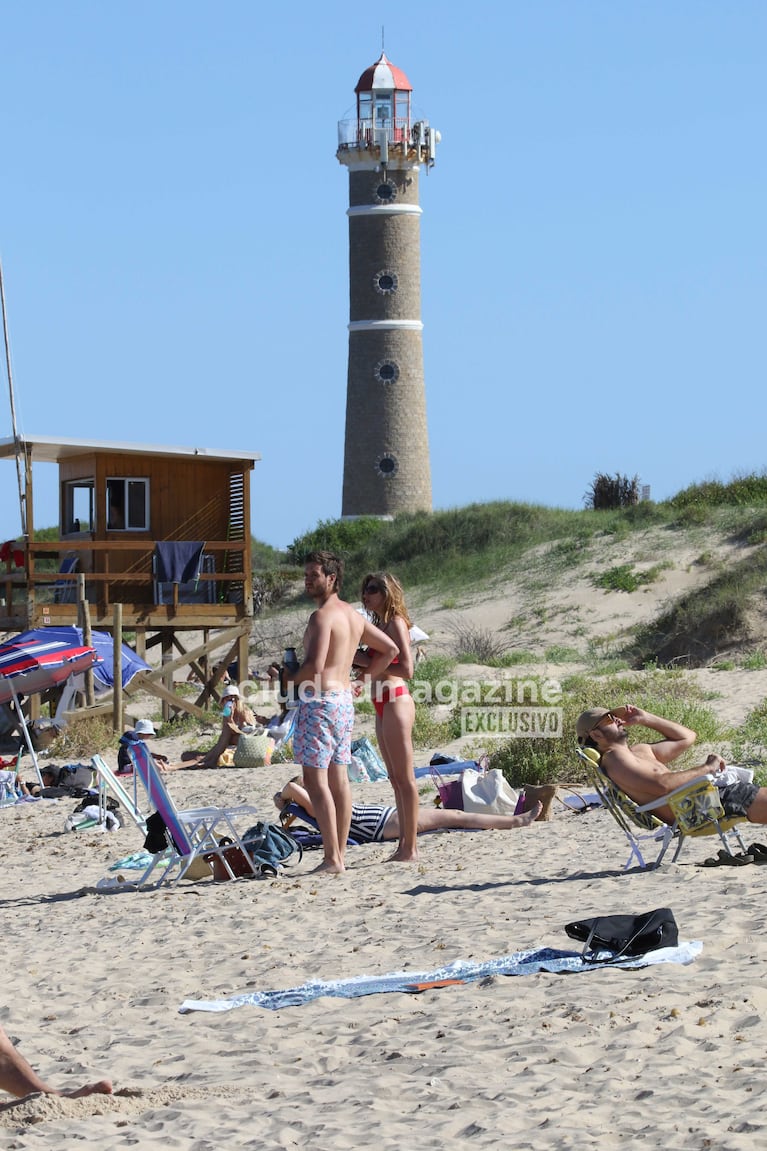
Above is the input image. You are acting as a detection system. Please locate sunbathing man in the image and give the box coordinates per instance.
[0,1023,112,1103]
[274,777,542,842]
[576,704,767,824]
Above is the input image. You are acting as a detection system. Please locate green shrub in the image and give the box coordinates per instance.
[287,517,386,564]
[669,472,767,509]
[594,564,640,592]
[584,473,640,510]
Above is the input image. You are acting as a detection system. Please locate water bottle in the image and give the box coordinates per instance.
[281,647,299,709]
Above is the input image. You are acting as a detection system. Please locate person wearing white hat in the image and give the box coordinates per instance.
[117,718,169,774]
[197,685,268,768]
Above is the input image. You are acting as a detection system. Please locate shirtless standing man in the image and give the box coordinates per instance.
[287,551,398,873]
[576,704,767,825]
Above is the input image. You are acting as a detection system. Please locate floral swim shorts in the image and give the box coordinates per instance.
[293,689,355,771]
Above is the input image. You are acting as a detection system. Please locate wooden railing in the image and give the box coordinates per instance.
[2,539,251,618]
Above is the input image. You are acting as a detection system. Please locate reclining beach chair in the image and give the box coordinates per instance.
[125,741,263,887]
[576,746,749,869]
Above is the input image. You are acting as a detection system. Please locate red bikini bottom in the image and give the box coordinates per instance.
[373,684,410,719]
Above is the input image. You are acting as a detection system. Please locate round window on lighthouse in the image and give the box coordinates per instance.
[373,269,398,295]
[374,360,400,384]
[374,179,397,203]
[375,454,399,478]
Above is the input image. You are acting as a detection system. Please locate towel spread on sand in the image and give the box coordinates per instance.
[179,943,702,1014]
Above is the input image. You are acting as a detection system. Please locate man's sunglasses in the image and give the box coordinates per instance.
[591,711,617,732]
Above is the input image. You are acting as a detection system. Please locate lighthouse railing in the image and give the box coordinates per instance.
[337,118,411,149]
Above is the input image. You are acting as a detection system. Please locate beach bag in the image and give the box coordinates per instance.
[47,763,94,789]
[208,838,255,881]
[461,768,519,815]
[232,731,270,768]
[565,908,679,963]
[349,737,388,782]
[429,764,464,810]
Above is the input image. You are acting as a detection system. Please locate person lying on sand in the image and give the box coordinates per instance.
[0,1023,112,1103]
[274,777,542,842]
[576,704,767,824]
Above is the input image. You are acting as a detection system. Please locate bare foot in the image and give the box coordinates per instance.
[518,801,542,826]
[311,860,345,875]
[387,848,419,863]
[63,1080,114,1099]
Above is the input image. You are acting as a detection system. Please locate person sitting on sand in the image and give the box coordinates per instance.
[576,704,767,824]
[0,1022,112,1103]
[273,777,542,841]
[117,719,168,774]
[197,685,268,768]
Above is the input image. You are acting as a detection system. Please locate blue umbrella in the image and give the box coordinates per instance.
[9,627,149,692]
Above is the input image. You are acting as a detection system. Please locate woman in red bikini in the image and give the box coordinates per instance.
[356,572,419,862]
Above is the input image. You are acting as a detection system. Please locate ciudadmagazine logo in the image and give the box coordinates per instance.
[238,675,563,740]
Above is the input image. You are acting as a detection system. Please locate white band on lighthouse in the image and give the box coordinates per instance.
[348,320,423,332]
[346,205,423,217]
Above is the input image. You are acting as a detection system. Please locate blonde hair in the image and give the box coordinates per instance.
[361,571,412,628]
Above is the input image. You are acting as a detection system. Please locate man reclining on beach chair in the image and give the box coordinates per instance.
[576,704,767,828]
[274,777,541,846]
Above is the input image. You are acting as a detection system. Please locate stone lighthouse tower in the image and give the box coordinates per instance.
[337,52,438,517]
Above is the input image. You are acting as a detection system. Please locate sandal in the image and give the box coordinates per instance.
[698,849,754,867]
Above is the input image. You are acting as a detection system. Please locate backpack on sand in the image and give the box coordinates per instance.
[241,821,302,877]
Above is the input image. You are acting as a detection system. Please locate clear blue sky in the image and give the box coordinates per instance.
[1,1,764,550]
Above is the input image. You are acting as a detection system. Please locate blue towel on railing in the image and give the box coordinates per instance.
[155,541,205,584]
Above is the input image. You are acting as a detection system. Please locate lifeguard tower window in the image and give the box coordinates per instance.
[63,480,94,532]
[107,477,149,531]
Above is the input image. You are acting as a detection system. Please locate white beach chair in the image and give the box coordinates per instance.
[91,754,147,833]
[126,741,263,888]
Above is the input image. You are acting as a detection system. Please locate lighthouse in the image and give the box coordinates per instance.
[337,52,438,518]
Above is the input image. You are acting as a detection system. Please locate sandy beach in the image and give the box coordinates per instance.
[2,751,767,1149]
[4,533,767,1149]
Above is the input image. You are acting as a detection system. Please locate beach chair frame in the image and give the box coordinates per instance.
[91,754,148,833]
[576,746,748,869]
[127,741,263,887]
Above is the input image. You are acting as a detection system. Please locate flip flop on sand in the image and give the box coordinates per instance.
[698,849,754,867]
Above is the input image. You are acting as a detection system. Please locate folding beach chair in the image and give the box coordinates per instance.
[0,755,22,806]
[91,754,147,833]
[576,746,749,869]
[126,741,263,887]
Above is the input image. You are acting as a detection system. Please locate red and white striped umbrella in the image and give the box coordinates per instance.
[0,630,100,706]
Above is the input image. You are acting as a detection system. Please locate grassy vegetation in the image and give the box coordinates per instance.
[628,544,767,667]
[593,561,671,593]
[34,472,767,773]
[281,500,681,595]
[487,669,723,788]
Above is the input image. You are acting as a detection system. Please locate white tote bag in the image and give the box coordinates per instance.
[461,768,520,815]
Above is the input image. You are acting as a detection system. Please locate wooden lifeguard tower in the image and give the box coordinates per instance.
[0,434,260,722]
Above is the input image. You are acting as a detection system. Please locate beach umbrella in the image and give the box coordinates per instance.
[5,626,149,692]
[0,629,101,782]
[0,630,100,705]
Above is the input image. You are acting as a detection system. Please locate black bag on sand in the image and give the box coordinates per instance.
[565,908,679,963]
